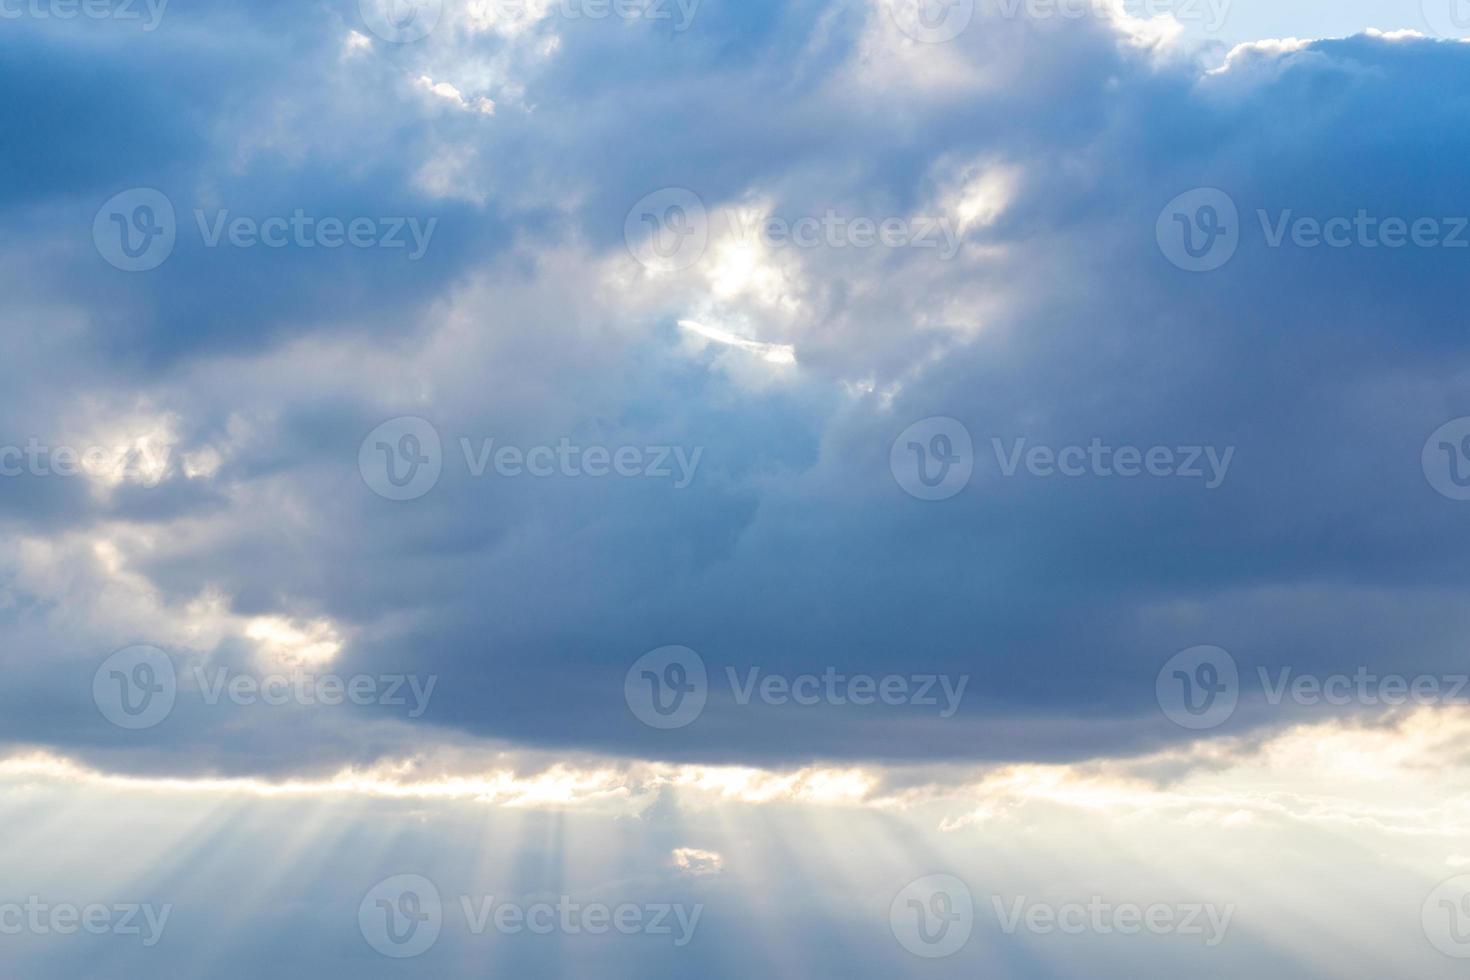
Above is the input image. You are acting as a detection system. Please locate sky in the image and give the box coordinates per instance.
[4,0,1470,976]
[1175,0,1470,42]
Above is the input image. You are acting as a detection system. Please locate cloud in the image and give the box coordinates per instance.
[671,847,726,876]
[415,74,497,114]
[2,4,1470,786]
[677,319,797,365]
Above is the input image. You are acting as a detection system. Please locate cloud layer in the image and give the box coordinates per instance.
[3,2,1469,784]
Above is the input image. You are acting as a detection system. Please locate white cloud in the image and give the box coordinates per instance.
[677,319,797,366]
[245,616,344,669]
[414,75,497,115]
[671,846,725,876]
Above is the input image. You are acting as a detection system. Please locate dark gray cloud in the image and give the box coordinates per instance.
[1,3,1468,783]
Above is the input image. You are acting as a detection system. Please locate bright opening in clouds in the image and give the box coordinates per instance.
[4,0,1470,976]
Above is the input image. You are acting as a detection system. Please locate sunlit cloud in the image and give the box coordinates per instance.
[415,75,496,115]
[4,707,1468,850]
[244,616,344,669]
[677,319,797,365]
[671,847,725,876]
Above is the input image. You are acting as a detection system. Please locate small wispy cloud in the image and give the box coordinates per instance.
[677,319,796,365]
[671,847,725,877]
[415,75,496,115]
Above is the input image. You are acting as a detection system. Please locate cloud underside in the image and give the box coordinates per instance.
[6,706,1467,849]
